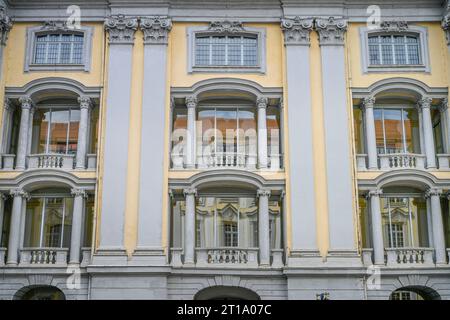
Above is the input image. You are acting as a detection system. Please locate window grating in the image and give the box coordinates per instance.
[368,34,421,66]
[34,33,84,65]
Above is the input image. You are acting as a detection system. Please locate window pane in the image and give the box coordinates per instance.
[353,108,364,154]
[68,109,80,154]
[238,109,257,161]
[195,36,210,65]
[243,36,258,66]
[227,36,241,66]
[48,110,69,154]
[211,36,226,65]
[216,109,237,153]
[239,197,258,248]
[394,36,406,65]
[380,36,393,64]
[216,198,239,247]
[403,109,420,153]
[432,109,445,154]
[171,199,185,248]
[368,36,380,65]
[407,36,420,64]
[383,109,403,153]
[269,200,281,249]
[198,109,215,156]
[266,107,280,160]
[33,33,84,65]
[24,198,44,247]
[42,198,64,248]
[196,197,216,248]
[374,109,385,154]
[38,110,51,153]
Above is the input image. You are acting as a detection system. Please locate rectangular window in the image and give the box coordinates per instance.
[34,33,84,65]
[195,35,258,67]
[368,34,422,66]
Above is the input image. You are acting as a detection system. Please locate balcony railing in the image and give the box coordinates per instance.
[196,247,259,266]
[0,153,97,170]
[19,247,68,266]
[385,248,434,266]
[379,154,425,170]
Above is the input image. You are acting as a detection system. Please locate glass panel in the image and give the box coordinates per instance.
[216,109,237,154]
[269,199,281,249]
[48,110,69,154]
[266,107,280,159]
[89,107,99,154]
[243,36,258,66]
[195,36,210,65]
[198,109,216,157]
[171,199,185,248]
[359,196,370,248]
[239,197,258,248]
[68,109,80,154]
[196,197,216,248]
[374,109,385,154]
[353,108,364,154]
[432,109,444,154]
[383,109,403,153]
[42,198,64,248]
[380,36,393,65]
[211,36,226,65]
[403,108,420,153]
[216,197,239,247]
[368,36,380,65]
[34,33,84,65]
[227,36,241,66]
[24,198,44,247]
[442,199,450,248]
[38,110,51,153]
[238,109,257,161]
[407,36,420,64]
[84,197,94,247]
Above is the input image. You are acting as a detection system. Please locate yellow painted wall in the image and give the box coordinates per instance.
[348,22,449,88]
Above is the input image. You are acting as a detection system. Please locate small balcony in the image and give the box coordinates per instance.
[362,247,446,267]
[0,153,97,171]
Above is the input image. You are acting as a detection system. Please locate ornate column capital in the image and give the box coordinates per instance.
[140,16,172,45]
[281,17,314,46]
[0,192,7,201]
[256,96,268,109]
[4,97,13,112]
[365,189,382,199]
[315,17,348,46]
[183,187,197,197]
[417,96,433,110]
[185,96,197,109]
[425,188,443,199]
[78,96,93,110]
[439,98,448,113]
[0,6,12,46]
[71,188,87,198]
[361,96,376,110]
[442,14,450,45]
[18,96,34,110]
[10,188,29,199]
[104,14,138,45]
[257,189,271,198]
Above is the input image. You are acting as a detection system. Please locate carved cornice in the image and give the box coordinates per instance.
[256,96,268,109]
[380,20,408,32]
[185,96,197,108]
[104,14,138,45]
[140,16,172,45]
[78,96,93,110]
[18,96,34,110]
[315,17,347,46]
[208,20,245,33]
[281,17,314,46]
[0,6,12,46]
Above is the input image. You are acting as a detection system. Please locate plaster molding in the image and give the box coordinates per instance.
[185,96,197,109]
[208,20,245,33]
[140,16,172,45]
[104,14,138,44]
[315,17,347,46]
[18,96,33,110]
[380,20,408,32]
[0,6,12,45]
[425,188,443,198]
[281,17,314,46]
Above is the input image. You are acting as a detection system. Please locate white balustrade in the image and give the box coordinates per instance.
[385,248,434,266]
[27,154,75,170]
[195,248,258,267]
[19,248,68,266]
[379,154,425,170]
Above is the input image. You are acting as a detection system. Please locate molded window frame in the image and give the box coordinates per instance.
[359,25,430,73]
[25,26,94,72]
[187,26,266,74]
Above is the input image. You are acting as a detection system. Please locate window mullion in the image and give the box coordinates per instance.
[46,109,52,154]
[388,199,393,248]
[66,109,71,154]
[405,36,410,65]
[39,199,46,248]
[60,199,66,248]
[378,37,383,65]
[391,35,396,65]
[408,198,415,247]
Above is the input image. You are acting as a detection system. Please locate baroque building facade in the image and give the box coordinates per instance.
[0,0,449,300]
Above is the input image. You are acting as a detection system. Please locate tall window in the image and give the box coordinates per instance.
[34,33,84,65]
[353,107,365,154]
[368,35,421,66]
[374,107,420,154]
[380,196,429,248]
[195,35,258,67]
[36,108,80,154]
[195,196,258,248]
[432,109,445,154]
[24,196,74,248]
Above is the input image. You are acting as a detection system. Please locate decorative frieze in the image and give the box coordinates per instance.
[41,20,72,32]
[140,16,172,45]
[281,17,314,46]
[380,20,408,32]
[208,20,244,33]
[0,6,12,46]
[104,14,138,44]
[315,17,348,46]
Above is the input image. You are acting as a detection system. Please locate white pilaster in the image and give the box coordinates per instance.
[258,189,271,266]
[183,188,196,265]
[362,97,378,170]
[96,15,137,258]
[75,96,92,169]
[366,189,384,265]
[281,17,320,264]
[134,16,171,263]
[6,188,28,265]
[257,97,268,169]
[0,98,13,154]
[426,189,446,265]
[316,17,358,260]
[439,98,450,153]
[69,188,86,265]
[418,97,437,169]
[185,96,197,169]
[15,97,33,170]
